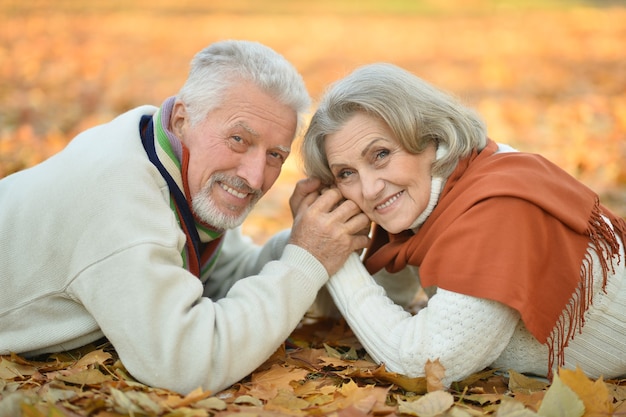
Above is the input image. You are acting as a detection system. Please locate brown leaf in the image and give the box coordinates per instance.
[508,370,549,394]
[265,388,310,413]
[0,357,38,380]
[425,359,446,392]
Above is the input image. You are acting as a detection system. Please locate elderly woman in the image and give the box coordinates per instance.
[302,63,626,386]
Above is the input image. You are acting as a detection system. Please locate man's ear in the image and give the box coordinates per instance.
[170,101,187,138]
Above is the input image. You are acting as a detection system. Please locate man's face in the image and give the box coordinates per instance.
[171,81,297,229]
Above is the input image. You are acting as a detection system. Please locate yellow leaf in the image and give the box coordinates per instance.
[20,403,45,417]
[233,394,264,407]
[72,349,112,369]
[537,373,584,417]
[194,397,227,411]
[496,398,540,416]
[558,367,613,416]
[251,363,309,389]
[397,391,454,417]
[265,388,310,412]
[55,368,112,385]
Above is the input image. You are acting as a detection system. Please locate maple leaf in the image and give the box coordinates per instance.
[249,363,311,400]
[537,373,584,417]
[558,367,613,416]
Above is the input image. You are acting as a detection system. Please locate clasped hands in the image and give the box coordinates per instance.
[288,177,371,276]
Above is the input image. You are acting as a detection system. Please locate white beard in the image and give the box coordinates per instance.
[191,173,262,230]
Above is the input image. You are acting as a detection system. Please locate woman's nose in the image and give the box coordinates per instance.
[360,173,384,201]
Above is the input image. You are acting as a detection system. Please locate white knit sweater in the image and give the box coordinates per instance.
[324,227,626,386]
[0,106,329,394]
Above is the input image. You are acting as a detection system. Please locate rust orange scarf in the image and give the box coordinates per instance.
[364,139,626,374]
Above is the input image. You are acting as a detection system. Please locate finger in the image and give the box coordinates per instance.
[290,177,322,216]
[309,187,345,212]
[295,177,322,195]
[343,212,372,235]
[326,197,362,221]
[351,233,372,252]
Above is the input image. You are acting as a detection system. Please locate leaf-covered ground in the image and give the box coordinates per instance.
[1,318,625,416]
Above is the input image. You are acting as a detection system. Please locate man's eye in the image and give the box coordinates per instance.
[268,151,285,163]
[231,135,243,142]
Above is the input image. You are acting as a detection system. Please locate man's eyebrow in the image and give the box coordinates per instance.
[233,122,290,154]
[234,121,259,137]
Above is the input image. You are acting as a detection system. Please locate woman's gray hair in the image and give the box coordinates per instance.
[302,63,487,185]
[177,40,311,136]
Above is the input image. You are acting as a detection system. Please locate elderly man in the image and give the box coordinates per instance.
[0,40,370,394]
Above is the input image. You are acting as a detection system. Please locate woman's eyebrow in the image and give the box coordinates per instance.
[361,138,385,157]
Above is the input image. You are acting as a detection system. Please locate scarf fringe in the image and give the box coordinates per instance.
[546,198,621,379]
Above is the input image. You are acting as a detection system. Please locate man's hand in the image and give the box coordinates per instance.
[289,186,371,276]
[289,177,322,218]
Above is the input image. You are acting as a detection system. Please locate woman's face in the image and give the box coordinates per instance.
[324,112,436,234]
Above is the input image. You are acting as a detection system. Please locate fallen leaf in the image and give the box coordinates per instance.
[496,398,539,416]
[233,394,264,407]
[194,396,228,410]
[508,370,549,394]
[558,367,613,416]
[425,359,446,392]
[0,358,38,379]
[265,388,310,413]
[537,373,584,417]
[72,349,112,369]
[55,368,112,386]
[397,390,454,417]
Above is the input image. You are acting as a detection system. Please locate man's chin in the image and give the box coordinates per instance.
[198,207,252,230]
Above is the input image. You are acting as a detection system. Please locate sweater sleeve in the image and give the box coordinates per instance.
[326,253,520,386]
[203,227,291,299]
[68,241,327,395]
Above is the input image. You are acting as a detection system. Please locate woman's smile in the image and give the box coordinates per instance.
[374,190,404,211]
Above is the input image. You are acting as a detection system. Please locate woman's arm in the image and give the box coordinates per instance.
[326,253,520,386]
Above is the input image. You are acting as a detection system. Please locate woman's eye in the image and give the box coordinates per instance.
[337,170,354,180]
[375,149,389,160]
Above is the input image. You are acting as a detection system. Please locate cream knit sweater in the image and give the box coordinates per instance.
[325,225,626,386]
[0,106,329,394]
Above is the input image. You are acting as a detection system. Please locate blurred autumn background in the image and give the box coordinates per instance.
[1,0,625,244]
[2,1,626,415]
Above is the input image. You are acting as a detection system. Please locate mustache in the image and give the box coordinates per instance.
[209,173,263,200]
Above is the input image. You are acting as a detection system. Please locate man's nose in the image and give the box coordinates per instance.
[236,150,266,191]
